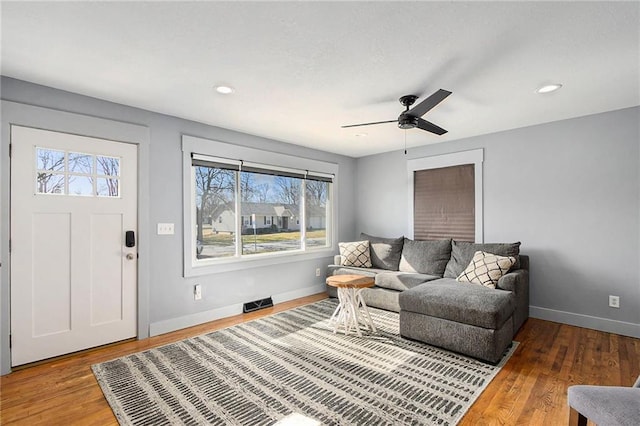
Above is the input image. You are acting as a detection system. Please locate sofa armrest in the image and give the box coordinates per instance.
[497,269,528,292]
[334,254,343,265]
[497,268,529,333]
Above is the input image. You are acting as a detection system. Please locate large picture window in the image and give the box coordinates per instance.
[191,154,333,263]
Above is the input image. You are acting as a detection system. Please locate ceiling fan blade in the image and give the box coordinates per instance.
[407,89,452,118]
[341,119,397,128]
[416,118,447,135]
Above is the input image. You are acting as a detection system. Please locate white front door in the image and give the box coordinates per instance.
[10,125,138,366]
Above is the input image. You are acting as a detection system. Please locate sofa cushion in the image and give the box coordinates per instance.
[399,238,451,276]
[457,251,517,289]
[326,265,386,277]
[339,240,372,268]
[375,271,440,291]
[360,233,404,270]
[361,287,401,313]
[444,241,521,279]
[399,278,516,329]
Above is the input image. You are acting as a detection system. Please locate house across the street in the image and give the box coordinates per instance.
[211,202,326,234]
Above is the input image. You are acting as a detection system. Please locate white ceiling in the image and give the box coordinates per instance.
[2,1,639,158]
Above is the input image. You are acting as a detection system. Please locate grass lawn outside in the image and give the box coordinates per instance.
[200,228,327,246]
[197,228,328,258]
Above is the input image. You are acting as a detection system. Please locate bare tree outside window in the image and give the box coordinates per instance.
[195,166,236,258]
[240,172,256,202]
[97,156,120,196]
[36,148,65,194]
[255,183,270,203]
[274,176,301,205]
[305,180,328,206]
[305,180,329,247]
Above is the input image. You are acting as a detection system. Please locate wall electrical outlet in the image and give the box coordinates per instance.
[194,284,202,300]
[315,268,321,277]
[608,295,620,308]
[157,223,175,235]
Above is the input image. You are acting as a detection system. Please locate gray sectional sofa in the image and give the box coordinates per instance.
[326,233,529,363]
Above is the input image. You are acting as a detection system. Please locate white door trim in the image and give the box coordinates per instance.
[0,100,150,375]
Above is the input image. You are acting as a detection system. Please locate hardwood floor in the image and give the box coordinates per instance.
[1,293,639,425]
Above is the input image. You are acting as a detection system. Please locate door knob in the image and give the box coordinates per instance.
[126,253,135,260]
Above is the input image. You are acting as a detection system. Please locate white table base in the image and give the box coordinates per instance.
[329,287,377,336]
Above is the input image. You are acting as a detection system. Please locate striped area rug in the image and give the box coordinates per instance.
[93,299,516,425]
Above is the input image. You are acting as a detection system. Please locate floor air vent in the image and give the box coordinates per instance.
[243,297,274,313]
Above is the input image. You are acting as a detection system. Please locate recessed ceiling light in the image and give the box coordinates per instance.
[214,85,235,94]
[355,133,368,137]
[536,83,563,94]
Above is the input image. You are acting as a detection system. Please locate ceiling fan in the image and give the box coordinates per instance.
[342,89,452,135]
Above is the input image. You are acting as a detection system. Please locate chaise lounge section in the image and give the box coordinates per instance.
[326,234,529,363]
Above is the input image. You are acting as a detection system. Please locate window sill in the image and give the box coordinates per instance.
[184,247,336,277]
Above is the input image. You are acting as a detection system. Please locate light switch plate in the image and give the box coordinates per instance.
[157,223,175,235]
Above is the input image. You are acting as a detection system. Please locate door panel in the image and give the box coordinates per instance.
[32,212,72,337]
[10,125,138,366]
[90,213,125,326]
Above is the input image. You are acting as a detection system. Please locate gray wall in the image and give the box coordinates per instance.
[355,106,640,337]
[0,77,357,371]
[1,75,638,374]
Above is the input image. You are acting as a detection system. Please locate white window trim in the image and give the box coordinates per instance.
[182,135,338,277]
[407,149,483,243]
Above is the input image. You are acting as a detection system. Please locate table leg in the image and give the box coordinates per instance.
[332,287,353,335]
[329,300,343,334]
[345,288,362,337]
[329,286,376,336]
[355,289,377,332]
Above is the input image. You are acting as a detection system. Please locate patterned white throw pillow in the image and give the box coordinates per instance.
[339,240,372,268]
[456,251,516,289]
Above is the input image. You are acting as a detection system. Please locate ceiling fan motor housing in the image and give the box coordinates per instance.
[398,115,418,129]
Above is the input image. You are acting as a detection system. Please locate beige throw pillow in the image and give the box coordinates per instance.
[339,240,372,268]
[456,251,516,289]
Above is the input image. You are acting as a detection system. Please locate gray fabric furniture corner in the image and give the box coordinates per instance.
[567,375,640,425]
[326,234,529,364]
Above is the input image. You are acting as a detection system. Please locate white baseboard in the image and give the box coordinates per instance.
[271,283,326,305]
[530,305,640,338]
[149,283,326,337]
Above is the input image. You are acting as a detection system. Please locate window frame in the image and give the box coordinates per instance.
[407,149,483,243]
[182,135,338,277]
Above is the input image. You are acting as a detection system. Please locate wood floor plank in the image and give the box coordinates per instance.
[1,293,639,425]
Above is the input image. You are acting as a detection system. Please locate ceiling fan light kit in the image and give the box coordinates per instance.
[398,115,418,130]
[342,89,452,135]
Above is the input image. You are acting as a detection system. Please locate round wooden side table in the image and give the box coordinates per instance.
[326,274,377,337]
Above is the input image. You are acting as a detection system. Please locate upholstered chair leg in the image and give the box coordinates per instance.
[569,407,587,426]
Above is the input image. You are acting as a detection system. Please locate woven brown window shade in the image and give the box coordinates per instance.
[414,164,475,241]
